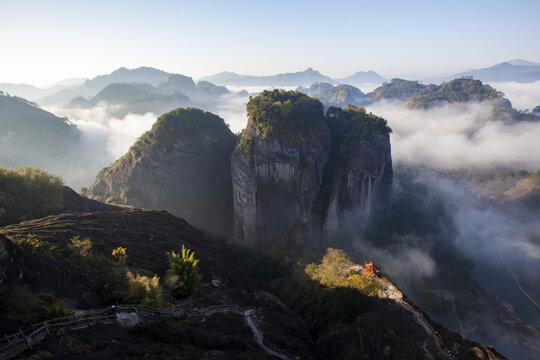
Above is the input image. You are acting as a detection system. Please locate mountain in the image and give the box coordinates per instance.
[232,90,392,252]
[0,92,80,171]
[79,66,172,96]
[200,68,335,87]
[67,75,231,118]
[0,83,45,100]
[405,78,511,109]
[367,78,539,122]
[434,61,540,83]
[299,82,369,108]
[335,70,386,86]
[369,78,428,102]
[36,88,85,106]
[86,108,237,238]
[507,59,540,66]
[368,77,540,118]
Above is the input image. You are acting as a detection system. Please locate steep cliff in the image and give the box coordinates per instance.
[87,108,236,238]
[321,105,393,234]
[232,90,331,251]
[232,91,393,252]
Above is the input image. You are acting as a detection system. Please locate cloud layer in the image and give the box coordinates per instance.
[368,101,540,171]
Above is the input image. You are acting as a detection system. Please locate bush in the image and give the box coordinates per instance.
[0,286,67,324]
[15,233,43,254]
[70,236,93,257]
[125,271,162,307]
[305,248,382,297]
[305,248,354,286]
[166,245,202,298]
[112,246,128,264]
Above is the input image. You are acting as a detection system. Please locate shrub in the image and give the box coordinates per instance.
[343,274,381,297]
[70,235,93,257]
[166,245,202,298]
[112,246,128,264]
[125,271,162,307]
[306,248,382,297]
[0,286,67,324]
[305,248,354,286]
[16,233,43,254]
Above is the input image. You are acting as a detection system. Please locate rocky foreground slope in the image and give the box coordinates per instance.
[0,206,507,359]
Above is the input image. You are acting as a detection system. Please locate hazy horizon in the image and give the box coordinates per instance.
[2,0,540,85]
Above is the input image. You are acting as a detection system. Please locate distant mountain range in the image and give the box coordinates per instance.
[433,59,540,83]
[1,59,540,108]
[334,71,387,87]
[199,68,336,87]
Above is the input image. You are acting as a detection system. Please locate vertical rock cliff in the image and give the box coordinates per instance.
[321,106,393,234]
[87,108,237,238]
[231,92,392,252]
[232,91,331,251]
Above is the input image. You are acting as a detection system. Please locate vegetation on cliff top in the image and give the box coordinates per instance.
[0,166,63,226]
[90,107,234,187]
[245,89,327,139]
[129,107,233,156]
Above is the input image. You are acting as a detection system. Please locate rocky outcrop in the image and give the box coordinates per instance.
[232,91,392,251]
[61,186,119,213]
[232,92,331,250]
[0,234,24,285]
[87,108,237,238]
[323,107,393,234]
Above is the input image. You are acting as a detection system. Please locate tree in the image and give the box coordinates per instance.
[166,245,202,298]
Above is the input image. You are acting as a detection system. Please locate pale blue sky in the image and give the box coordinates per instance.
[1,0,539,85]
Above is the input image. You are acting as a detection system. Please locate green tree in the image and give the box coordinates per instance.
[0,166,63,226]
[166,245,202,298]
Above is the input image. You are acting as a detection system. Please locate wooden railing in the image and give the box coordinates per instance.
[0,303,297,360]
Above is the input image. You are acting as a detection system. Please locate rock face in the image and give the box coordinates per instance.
[232,91,392,251]
[87,108,237,238]
[323,107,393,234]
[0,234,24,286]
[232,92,331,250]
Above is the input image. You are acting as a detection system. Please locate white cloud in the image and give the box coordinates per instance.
[368,101,540,171]
[488,81,540,111]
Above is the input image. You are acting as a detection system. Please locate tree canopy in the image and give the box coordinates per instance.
[246,89,327,138]
[0,166,63,226]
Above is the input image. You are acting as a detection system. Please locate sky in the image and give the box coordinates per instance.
[1,0,540,85]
